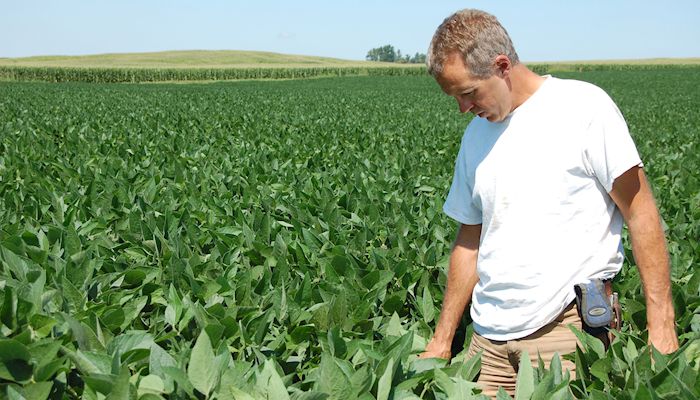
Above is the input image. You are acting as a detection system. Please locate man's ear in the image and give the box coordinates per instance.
[494,55,511,77]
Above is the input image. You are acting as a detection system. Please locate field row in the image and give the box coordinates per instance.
[1,64,699,83]
[0,65,426,83]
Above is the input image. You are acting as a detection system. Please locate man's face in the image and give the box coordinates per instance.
[435,53,512,122]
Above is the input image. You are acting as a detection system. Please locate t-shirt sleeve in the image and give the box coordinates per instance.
[443,133,483,225]
[583,92,643,192]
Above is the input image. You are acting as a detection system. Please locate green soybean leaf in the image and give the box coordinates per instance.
[377,357,394,400]
[258,359,290,400]
[421,286,435,324]
[163,366,195,397]
[317,354,352,398]
[187,330,218,397]
[515,350,534,400]
[105,366,131,400]
[20,381,53,400]
[0,339,33,382]
[496,386,513,399]
[149,343,177,391]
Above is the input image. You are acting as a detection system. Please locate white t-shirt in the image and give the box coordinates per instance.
[443,76,642,341]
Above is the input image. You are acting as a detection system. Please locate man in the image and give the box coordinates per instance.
[418,9,679,397]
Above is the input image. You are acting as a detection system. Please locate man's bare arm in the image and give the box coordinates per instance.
[419,223,481,359]
[609,166,679,354]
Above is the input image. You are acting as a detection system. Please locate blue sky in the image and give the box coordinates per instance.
[2,0,699,62]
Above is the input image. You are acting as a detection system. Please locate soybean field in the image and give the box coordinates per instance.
[0,69,699,399]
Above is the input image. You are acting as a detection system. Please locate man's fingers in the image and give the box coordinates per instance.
[417,350,451,359]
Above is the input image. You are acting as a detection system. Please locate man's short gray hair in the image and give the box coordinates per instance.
[427,9,520,79]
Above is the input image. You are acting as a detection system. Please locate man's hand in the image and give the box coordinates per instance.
[610,166,679,354]
[418,338,452,360]
[648,325,680,354]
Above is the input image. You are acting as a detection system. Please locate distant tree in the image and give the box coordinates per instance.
[411,52,427,64]
[366,45,425,64]
[366,48,380,61]
[366,44,397,62]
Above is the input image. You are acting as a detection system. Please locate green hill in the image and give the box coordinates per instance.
[1,50,697,69]
[0,50,408,68]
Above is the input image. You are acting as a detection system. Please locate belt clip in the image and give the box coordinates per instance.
[574,279,614,328]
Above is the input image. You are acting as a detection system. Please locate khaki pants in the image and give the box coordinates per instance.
[466,303,582,398]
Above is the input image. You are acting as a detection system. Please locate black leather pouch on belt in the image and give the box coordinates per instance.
[574,278,621,347]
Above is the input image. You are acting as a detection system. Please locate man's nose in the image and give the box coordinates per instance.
[458,98,473,114]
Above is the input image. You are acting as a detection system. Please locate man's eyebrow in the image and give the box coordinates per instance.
[459,85,477,92]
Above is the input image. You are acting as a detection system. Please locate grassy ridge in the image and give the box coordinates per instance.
[0,50,425,82]
[1,50,698,68]
[0,50,400,68]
